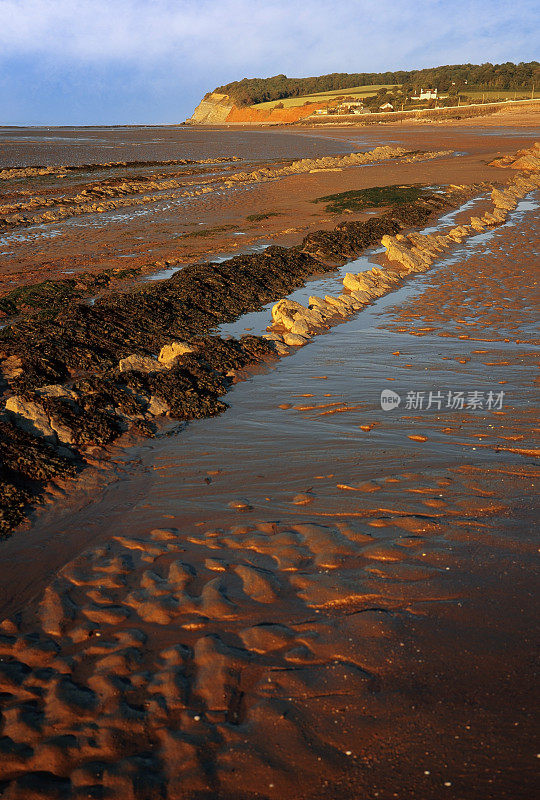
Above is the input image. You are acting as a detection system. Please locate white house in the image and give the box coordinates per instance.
[411,88,438,101]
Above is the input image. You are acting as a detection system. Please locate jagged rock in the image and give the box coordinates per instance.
[381,234,423,271]
[511,153,540,171]
[147,396,170,416]
[513,175,537,191]
[337,294,356,310]
[482,211,498,225]
[469,216,486,231]
[271,299,306,327]
[118,354,166,374]
[283,332,309,347]
[295,306,325,327]
[410,247,432,266]
[0,355,23,382]
[491,188,517,210]
[324,295,349,312]
[158,341,195,364]
[274,342,290,356]
[5,396,75,444]
[263,332,284,342]
[342,273,364,292]
[290,318,310,337]
[37,384,78,400]
[308,296,333,312]
[347,288,369,301]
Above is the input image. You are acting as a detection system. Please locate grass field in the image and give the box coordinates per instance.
[252,84,399,110]
[461,89,533,101]
[250,86,535,112]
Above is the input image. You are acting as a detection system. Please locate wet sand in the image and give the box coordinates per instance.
[0,128,539,799]
[1,125,538,299]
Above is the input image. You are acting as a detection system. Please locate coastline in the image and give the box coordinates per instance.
[0,126,538,799]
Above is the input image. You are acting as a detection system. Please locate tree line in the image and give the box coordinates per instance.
[213,62,539,106]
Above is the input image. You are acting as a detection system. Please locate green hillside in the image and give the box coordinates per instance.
[214,62,539,107]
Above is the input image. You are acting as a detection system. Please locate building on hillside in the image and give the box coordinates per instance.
[337,102,368,115]
[314,108,329,115]
[379,102,394,111]
[411,88,438,101]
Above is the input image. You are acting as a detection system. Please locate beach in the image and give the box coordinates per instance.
[0,117,538,799]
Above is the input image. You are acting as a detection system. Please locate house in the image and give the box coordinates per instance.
[314,108,329,115]
[337,102,366,115]
[411,88,438,101]
[379,102,394,111]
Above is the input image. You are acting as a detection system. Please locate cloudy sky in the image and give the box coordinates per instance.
[1,0,538,125]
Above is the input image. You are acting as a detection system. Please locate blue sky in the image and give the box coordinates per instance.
[1,0,538,125]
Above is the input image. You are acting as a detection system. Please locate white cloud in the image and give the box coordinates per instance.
[1,0,538,75]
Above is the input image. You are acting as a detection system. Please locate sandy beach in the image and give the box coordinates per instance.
[0,118,538,799]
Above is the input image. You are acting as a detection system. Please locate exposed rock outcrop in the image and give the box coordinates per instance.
[189,93,235,125]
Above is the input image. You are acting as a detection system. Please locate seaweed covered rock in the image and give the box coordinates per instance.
[300,216,402,264]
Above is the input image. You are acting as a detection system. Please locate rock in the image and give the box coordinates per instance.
[349,272,377,294]
[158,341,195,364]
[271,299,306,327]
[381,234,423,271]
[5,395,75,444]
[279,312,296,331]
[118,354,166,374]
[510,153,540,171]
[513,175,537,191]
[263,332,284,342]
[147,396,170,416]
[491,188,517,210]
[349,289,371,303]
[0,355,23,382]
[37,384,78,400]
[283,332,309,347]
[469,216,486,231]
[342,272,364,292]
[337,294,356,310]
[482,211,498,225]
[324,295,349,312]
[290,318,310,336]
[308,296,334,313]
[274,342,290,356]
[296,307,325,327]
[228,499,253,511]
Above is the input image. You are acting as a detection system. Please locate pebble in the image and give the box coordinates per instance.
[228,499,253,512]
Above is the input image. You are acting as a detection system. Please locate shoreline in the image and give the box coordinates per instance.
[1,138,539,537]
[0,128,539,799]
[1,152,487,535]
[0,166,538,797]
[2,123,536,298]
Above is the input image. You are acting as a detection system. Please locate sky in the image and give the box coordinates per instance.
[1,0,538,125]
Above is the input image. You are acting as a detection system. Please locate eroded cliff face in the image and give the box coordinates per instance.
[188,92,322,125]
[188,92,234,124]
